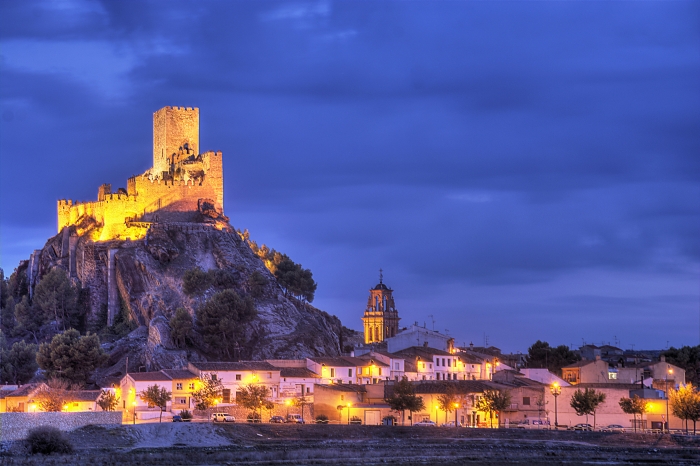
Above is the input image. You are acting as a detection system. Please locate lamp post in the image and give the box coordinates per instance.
[285,399,291,418]
[472,410,477,428]
[132,401,137,425]
[347,403,352,425]
[454,403,459,427]
[550,383,561,429]
[665,366,673,434]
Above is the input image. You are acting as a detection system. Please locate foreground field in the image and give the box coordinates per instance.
[2,423,700,465]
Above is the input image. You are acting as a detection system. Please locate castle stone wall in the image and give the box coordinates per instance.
[56,107,223,240]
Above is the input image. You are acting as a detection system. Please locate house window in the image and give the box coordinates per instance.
[177,397,187,405]
[378,368,382,376]
[394,363,399,370]
[523,397,531,406]
[330,368,335,378]
[268,372,272,378]
[430,364,432,369]
[348,369,353,377]
[222,389,231,403]
[236,374,241,381]
[608,371,618,380]
[422,376,426,380]
[436,359,440,367]
[358,367,362,375]
[341,395,345,401]
[442,358,446,366]
[306,387,310,394]
[447,359,451,367]
[176,383,183,390]
[421,363,425,369]
[188,383,195,390]
[211,374,217,381]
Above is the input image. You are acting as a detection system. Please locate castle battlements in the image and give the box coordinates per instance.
[57,107,224,241]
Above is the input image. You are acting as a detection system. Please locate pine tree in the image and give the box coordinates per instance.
[169,308,193,348]
[36,329,107,385]
[196,290,257,359]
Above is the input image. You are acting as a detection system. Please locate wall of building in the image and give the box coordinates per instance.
[0,411,122,442]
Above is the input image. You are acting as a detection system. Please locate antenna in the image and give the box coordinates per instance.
[428,315,435,331]
[379,268,383,284]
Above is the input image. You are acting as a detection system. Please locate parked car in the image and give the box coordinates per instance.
[269,416,285,423]
[600,424,625,433]
[414,420,437,427]
[172,415,183,422]
[571,423,593,431]
[441,421,463,427]
[211,413,236,423]
[286,414,305,424]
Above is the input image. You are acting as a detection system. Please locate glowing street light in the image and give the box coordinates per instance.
[665,366,673,434]
[454,403,460,427]
[347,402,352,425]
[285,399,291,418]
[550,383,561,429]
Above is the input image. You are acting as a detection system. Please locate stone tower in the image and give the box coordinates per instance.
[362,270,400,344]
[153,106,200,176]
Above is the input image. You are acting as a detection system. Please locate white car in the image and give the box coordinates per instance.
[211,413,236,423]
[414,420,437,427]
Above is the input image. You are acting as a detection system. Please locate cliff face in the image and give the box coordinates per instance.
[31,220,345,382]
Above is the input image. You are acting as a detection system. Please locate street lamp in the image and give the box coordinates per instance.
[285,399,291,418]
[550,383,561,429]
[132,401,137,425]
[665,366,673,434]
[347,403,352,425]
[454,403,459,427]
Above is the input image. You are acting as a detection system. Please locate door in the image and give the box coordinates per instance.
[364,410,381,426]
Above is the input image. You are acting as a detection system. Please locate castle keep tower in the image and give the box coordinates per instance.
[362,270,400,344]
[153,106,199,176]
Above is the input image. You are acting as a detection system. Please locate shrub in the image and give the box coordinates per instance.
[182,268,211,295]
[247,412,262,422]
[315,414,329,424]
[26,426,73,455]
[180,409,193,420]
[350,416,362,425]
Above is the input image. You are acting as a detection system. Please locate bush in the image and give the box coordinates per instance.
[315,414,329,424]
[180,409,193,420]
[183,268,211,295]
[26,426,73,455]
[350,416,362,425]
[247,412,262,423]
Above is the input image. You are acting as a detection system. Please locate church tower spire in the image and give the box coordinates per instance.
[362,270,400,344]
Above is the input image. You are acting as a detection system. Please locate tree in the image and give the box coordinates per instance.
[436,385,460,425]
[196,289,257,358]
[14,296,44,342]
[0,339,38,384]
[526,340,580,375]
[139,384,172,423]
[191,373,224,410]
[570,388,606,428]
[0,295,15,333]
[169,308,193,348]
[385,377,425,425]
[36,329,107,385]
[237,384,271,420]
[293,395,311,422]
[36,379,70,412]
[33,268,83,331]
[477,389,512,428]
[662,346,700,386]
[97,390,120,412]
[619,395,647,432]
[669,383,700,434]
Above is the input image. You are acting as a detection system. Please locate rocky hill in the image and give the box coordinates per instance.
[24,217,358,384]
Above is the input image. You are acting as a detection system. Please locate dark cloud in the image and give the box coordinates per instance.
[1,0,698,351]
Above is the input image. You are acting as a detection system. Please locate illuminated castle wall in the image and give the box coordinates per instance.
[57,107,224,241]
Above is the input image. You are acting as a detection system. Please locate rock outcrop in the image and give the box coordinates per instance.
[31,220,347,384]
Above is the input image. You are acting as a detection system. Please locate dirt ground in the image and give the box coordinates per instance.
[2,423,700,465]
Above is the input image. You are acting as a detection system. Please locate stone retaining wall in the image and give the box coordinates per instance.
[0,411,123,442]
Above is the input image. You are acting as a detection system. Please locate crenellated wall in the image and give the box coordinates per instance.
[56,108,224,240]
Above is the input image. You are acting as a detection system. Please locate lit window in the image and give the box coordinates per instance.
[188,383,195,390]
[378,368,382,376]
[176,383,182,390]
[330,368,335,378]
[608,371,618,380]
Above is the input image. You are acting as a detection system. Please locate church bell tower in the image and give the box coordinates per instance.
[362,270,400,344]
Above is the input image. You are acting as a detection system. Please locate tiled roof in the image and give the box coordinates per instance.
[309,357,357,367]
[190,361,278,372]
[410,380,494,395]
[279,367,321,378]
[160,369,198,380]
[0,383,43,398]
[315,384,367,393]
[352,356,389,367]
[562,360,596,369]
[391,346,454,360]
[128,372,172,382]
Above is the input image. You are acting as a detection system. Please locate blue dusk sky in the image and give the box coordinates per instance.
[0,1,698,353]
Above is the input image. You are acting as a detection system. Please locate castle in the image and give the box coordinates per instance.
[57,106,224,241]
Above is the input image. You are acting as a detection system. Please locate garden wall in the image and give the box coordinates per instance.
[0,411,123,442]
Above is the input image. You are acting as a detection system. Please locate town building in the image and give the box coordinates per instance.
[188,361,282,402]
